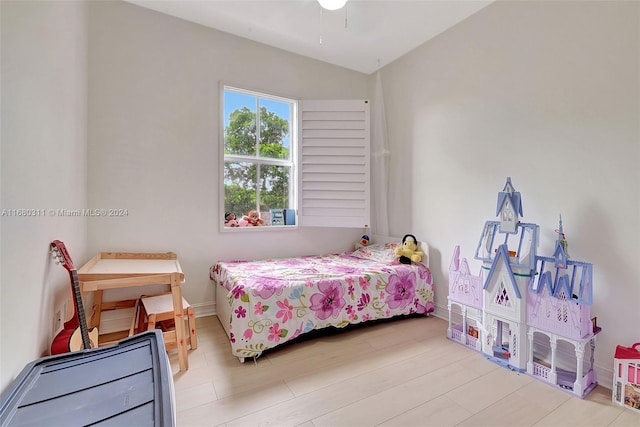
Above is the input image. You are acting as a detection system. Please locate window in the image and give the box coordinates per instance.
[220,84,370,230]
[222,85,296,228]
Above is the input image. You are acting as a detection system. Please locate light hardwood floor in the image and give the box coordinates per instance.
[168,315,640,426]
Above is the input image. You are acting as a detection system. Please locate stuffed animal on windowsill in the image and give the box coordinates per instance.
[241,210,264,226]
[224,212,239,227]
[395,234,424,264]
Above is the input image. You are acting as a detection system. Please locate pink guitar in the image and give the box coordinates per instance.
[50,240,98,354]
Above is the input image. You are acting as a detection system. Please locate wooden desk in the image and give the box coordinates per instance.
[77,252,189,371]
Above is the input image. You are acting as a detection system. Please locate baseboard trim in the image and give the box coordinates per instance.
[193,301,216,318]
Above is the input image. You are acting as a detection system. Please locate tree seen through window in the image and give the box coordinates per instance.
[223,87,294,223]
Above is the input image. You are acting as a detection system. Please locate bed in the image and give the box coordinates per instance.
[209,236,435,362]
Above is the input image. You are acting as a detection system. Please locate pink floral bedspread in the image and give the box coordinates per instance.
[210,253,434,359]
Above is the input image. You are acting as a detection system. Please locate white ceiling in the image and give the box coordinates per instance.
[125,0,493,74]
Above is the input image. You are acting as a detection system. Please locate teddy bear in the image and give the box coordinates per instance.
[394,234,424,264]
[224,212,239,227]
[241,210,264,226]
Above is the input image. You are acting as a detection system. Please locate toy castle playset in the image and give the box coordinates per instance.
[447,177,601,398]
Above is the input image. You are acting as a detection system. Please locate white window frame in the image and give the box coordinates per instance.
[219,84,370,232]
[219,84,298,232]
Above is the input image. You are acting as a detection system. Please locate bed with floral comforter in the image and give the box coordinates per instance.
[209,242,435,362]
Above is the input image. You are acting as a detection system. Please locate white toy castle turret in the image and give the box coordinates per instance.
[474,177,537,371]
[496,176,522,233]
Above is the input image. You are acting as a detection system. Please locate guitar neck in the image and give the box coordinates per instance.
[69,269,91,350]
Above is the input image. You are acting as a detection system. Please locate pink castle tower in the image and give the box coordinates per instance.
[526,215,599,396]
[447,245,484,351]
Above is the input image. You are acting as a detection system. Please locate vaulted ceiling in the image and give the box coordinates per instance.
[126,0,493,74]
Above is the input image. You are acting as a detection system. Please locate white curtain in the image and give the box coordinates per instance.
[371,71,390,236]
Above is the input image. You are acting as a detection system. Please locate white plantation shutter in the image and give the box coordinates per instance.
[298,100,370,227]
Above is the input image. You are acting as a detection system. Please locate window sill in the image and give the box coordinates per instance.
[220,224,298,233]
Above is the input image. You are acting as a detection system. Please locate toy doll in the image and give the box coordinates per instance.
[224,212,239,227]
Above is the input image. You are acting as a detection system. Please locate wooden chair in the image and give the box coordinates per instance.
[138,293,197,353]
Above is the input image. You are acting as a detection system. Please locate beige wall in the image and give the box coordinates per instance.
[1,0,88,391]
[380,0,639,382]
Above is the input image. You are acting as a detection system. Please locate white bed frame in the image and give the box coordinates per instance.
[214,234,430,351]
